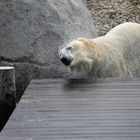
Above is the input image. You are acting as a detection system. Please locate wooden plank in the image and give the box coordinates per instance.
[1,79,140,140]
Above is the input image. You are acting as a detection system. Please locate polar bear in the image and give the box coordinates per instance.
[59,22,140,78]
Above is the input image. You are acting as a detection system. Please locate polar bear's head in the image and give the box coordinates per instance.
[59,38,101,73]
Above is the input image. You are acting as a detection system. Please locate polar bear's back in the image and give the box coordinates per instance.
[107,22,140,77]
[93,22,140,77]
[107,22,140,37]
[107,22,140,45]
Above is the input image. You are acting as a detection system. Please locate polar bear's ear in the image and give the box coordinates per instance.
[77,37,96,48]
[77,37,90,41]
[77,37,85,40]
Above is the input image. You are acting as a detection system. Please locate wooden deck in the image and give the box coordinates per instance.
[1,79,140,140]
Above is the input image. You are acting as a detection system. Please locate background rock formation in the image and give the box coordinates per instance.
[0,0,97,100]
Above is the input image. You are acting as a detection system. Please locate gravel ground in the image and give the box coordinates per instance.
[86,0,140,35]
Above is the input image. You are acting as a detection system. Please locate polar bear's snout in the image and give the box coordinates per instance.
[61,57,72,66]
[59,47,73,66]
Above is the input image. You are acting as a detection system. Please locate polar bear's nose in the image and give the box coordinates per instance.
[61,57,72,66]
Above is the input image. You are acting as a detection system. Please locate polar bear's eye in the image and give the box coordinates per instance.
[67,47,72,50]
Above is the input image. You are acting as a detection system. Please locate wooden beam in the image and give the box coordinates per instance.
[0,67,16,131]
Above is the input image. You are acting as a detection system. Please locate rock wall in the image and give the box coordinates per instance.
[0,0,97,100]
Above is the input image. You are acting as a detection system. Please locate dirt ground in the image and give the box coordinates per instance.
[86,0,140,35]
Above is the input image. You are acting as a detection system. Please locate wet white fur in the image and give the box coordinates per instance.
[60,22,140,78]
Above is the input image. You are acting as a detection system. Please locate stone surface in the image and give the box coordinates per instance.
[0,0,97,100]
[86,0,140,36]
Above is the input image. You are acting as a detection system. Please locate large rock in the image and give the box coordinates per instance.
[0,0,97,100]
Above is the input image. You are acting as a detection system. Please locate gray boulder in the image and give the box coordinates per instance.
[0,0,97,100]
